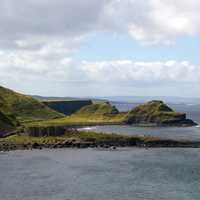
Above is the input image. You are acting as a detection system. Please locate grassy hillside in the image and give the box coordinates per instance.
[75,102,119,116]
[124,100,192,125]
[26,102,125,127]
[0,86,64,123]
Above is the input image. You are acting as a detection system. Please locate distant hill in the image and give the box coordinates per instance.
[32,95,107,103]
[95,96,200,105]
[32,95,81,101]
[0,86,64,123]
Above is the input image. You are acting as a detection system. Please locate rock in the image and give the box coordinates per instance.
[27,126,66,137]
[32,142,41,149]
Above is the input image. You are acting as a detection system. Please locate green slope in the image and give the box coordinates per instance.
[0,86,64,123]
[75,102,119,116]
[124,100,195,125]
[26,102,125,127]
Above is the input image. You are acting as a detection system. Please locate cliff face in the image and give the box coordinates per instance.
[124,100,197,126]
[26,126,66,137]
[43,100,93,115]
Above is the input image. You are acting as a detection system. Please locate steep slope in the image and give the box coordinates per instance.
[0,110,18,133]
[0,86,64,122]
[125,100,197,126]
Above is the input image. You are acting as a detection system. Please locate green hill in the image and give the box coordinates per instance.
[0,86,64,123]
[74,102,119,116]
[124,100,197,126]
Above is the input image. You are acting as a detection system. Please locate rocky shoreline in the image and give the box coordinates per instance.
[1,138,200,152]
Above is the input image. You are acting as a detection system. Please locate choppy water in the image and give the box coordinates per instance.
[79,103,200,141]
[1,148,200,200]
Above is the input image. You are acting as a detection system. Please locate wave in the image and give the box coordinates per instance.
[79,127,96,131]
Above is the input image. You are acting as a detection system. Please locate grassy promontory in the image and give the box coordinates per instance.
[124,100,197,126]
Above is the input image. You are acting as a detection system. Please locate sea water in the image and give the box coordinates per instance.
[0,148,200,200]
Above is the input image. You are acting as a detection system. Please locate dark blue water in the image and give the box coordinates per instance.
[80,103,200,140]
[1,148,200,200]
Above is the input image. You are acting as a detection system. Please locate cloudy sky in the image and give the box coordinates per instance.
[0,0,200,97]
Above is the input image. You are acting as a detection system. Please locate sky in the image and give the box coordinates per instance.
[0,0,200,97]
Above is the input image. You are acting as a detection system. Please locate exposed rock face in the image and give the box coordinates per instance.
[43,100,93,115]
[124,100,197,126]
[75,102,119,116]
[26,126,66,137]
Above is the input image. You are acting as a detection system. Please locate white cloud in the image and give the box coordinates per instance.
[0,0,200,96]
[101,0,200,45]
[0,54,200,83]
[1,0,200,48]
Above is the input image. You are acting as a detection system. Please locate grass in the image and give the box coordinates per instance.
[25,113,126,127]
[0,130,157,145]
[75,102,119,115]
[0,86,64,123]
[24,102,126,127]
[125,100,186,124]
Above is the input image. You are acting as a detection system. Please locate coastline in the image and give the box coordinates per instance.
[1,130,200,151]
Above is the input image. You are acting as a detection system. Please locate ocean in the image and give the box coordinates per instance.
[1,148,200,200]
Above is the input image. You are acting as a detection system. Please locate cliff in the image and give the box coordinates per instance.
[43,100,93,115]
[124,100,197,126]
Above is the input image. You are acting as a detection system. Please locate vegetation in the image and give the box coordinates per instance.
[26,102,126,127]
[0,110,18,132]
[75,102,119,116]
[124,100,192,125]
[0,130,155,146]
[0,85,196,136]
[26,114,126,127]
[0,86,64,123]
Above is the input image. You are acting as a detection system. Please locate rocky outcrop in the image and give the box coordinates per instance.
[43,100,93,115]
[26,126,66,137]
[124,100,197,127]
